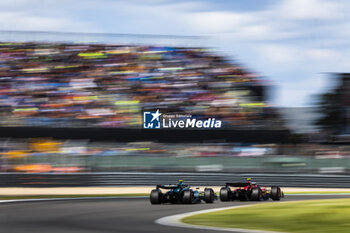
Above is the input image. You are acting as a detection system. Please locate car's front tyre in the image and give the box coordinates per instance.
[204,188,215,203]
[270,186,282,201]
[220,187,231,201]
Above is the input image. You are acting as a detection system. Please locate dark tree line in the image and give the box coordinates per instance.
[315,73,349,135]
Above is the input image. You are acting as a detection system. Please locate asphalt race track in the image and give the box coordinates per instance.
[0,195,349,233]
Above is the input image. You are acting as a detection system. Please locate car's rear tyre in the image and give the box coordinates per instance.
[270,186,281,201]
[220,187,231,201]
[250,187,262,201]
[150,189,162,204]
[182,190,193,204]
[204,188,215,203]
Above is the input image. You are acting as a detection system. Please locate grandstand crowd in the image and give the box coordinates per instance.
[0,42,283,129]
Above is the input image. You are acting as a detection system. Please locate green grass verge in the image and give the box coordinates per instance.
[0,193,148,200]
[183,198,350,233]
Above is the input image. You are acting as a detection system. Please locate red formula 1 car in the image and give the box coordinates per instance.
[220,178,284,202]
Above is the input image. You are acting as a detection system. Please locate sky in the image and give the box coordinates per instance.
[0,0,349,107]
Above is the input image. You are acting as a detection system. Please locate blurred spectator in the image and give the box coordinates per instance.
[0,42,281,129]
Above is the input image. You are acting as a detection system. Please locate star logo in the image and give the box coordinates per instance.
[150,109,161,122]
[143,109,162,129]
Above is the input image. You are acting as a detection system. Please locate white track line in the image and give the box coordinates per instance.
[0,196,147,204]
[155,203,284,233]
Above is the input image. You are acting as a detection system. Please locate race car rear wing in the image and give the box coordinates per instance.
[225,182,250,187]
[156,184,188,189]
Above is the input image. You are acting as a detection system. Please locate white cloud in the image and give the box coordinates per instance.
[0,12,76,31]
[307,49,339,60]
[189,11,254,34]
[0,0,97,32]
[256,44,303,64]
[276,0,345,20]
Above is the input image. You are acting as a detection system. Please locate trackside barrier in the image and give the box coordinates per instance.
[1,172,350,188]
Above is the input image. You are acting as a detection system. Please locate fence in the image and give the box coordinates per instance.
[1,172,350,188]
